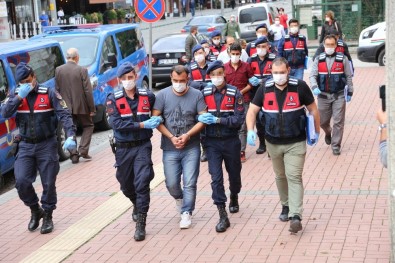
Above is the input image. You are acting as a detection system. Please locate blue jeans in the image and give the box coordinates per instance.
[290,67,304,80]
[163,146,201,214]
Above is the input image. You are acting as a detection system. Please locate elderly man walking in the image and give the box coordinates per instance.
[55,48,96,163]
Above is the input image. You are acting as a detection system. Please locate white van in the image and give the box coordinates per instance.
[237,3,278,42]
[357,22,385,66]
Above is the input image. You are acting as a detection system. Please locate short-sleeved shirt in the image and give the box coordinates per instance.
[153,86,207,151]
[251,79,315,145]
[224,61,254,103]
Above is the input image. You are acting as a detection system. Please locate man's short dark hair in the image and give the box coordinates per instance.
[324,34,337,43]
[272,57,289,68]
[288,18,299,26]
[190,26,198,33]
[229,43,242,53]
[171,65,189,76]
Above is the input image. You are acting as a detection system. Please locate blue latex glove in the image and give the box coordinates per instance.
[247,130,257,146]
[18,83,32,99]
[346,95,352,102]
[248,76,260,86]
[312,88,321,96]
[151,115,163,123]
[63,137,77,152]
[198,112,211,123]
[307,132,320,146]
[198,113,218,125]
[142,117,161,129]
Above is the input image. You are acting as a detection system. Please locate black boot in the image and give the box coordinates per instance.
[28,204,44,231]
[215,205,230,233]
[131,201,138,222]
[229,193,239,213]
[134,213,147,241]
[40,210,54,234]
[200,148,207,162]
[256,137,266,154]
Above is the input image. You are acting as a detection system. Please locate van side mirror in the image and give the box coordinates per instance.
[104,53,117,69]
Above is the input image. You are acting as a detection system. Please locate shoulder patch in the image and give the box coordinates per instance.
[225,85,236,97]
[37,86,48,94]
[268,53,276,60]
[337,40,344,46]
[114,89,124,99]
[137,88,148,96]
[237,97,243,105]
[298,34,306,40]
[335,53,344,62]
[265,79,275,88]
[288,78,298,86]
[54,90,62,100]
[203,86,213,96]
[190,62,198,70]
[319,52,327,61]
[251,42,256,48]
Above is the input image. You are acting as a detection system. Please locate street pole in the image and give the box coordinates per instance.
[291,0,295,19]
[386,0,395,261]
[149,23,152,90]
[221,0,224,16]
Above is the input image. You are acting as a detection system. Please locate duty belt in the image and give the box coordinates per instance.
[318,90,344,100]
[21,136,54,144]
[115,138,150,148]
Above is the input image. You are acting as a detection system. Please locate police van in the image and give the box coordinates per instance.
[357,22,386,66]
[0,39,67,188]
[30,23,149,130]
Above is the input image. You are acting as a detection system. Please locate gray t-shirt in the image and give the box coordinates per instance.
[154,86,207,151]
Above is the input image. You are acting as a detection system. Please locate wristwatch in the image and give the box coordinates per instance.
[378,123,387,131]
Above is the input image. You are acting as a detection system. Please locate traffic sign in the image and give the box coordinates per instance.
[134,0,165,23]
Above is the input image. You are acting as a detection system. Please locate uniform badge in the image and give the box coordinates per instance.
[227,97,232,102]
[237,97,243,105]
[143,100,148,105]
[59,99,68,109]
[40,97,45,103]
[289,96,294,102]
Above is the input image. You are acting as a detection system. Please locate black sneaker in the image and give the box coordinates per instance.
[289,215,303,233]
[325,134,331,145]
[332,148,341,155]
[279,205,289,222]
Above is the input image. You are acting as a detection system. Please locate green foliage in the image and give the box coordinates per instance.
[97,12,103,23]
[90,12,99,23]
[107,9,117,20]
[116,9,126,20]
[84,13,92,23]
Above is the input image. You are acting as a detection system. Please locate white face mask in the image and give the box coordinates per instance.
[213,39,220,45]
[194,54,205,63]
[272,73,288,85]
[230,55,240,64]
[256,33,263,38]
[325,47,335,55]
[122,80,136,90]
[172,82,187,93]
[290,27,299,34]
[204,47,210,56]
[256,48,267,57]
[275,20,280,25]
[211,76,224,87]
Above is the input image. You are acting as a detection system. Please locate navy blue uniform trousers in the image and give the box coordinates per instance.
[205,136,242,205]
[115,141,154,213]
[14,137,60,211]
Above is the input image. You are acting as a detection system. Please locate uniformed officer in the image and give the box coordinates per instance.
[247,36,276,154]
[210,30,227,59]
[246,23,275,56]
[106,62,161,241]
[200,40,216,62]
[199,60,245,232]
[1,62,76,234]
[310,34,354,155]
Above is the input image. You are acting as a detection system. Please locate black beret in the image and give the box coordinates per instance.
[192,44,204,56]
[15,62,33,82]
[206,60,224,75]
[117,62,134,78]
[255,23,268,31]
[210,30,221,38]
[255,36,268,45]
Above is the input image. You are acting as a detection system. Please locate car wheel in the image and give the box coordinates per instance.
[57,122,70,161]
[378,49,386,66]
[96,107,111,131]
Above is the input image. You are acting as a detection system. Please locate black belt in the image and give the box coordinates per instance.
[22,136,54,144]
[318,90,344,100]
[115,138,150,148]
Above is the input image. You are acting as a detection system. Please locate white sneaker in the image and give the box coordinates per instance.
[179,211,192,229]
[175,199,183,213]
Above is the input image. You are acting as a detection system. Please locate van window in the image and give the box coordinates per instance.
[239,7,268,23]
[0,61,8,101]
[116,29,140,59]
[100,35,117,74]
[215,16,226,24]
[7,46,64,84]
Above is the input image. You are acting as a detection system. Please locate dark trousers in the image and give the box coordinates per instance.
[115,141,154,213]
[205,136,242,205]
[14,137,60,211]
[72,114,94,156]
[256,113,265,140]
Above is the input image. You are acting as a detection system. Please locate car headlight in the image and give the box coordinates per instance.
[362,28,377,39]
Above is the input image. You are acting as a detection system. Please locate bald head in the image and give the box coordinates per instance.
[66,48,79,62]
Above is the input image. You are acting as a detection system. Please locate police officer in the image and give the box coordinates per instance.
[210,30,227,59]
[310,34,354,156]
[198,60,245,232]
[106,62,161,241]
[200,40,216,62]
[1,62,76,234]
[247,36,276,154]
[246,23,275,56]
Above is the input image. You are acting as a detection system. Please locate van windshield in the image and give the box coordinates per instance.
[239,7,268,24]
[49,35,99,67]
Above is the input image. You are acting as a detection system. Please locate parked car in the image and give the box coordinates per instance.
[152,33,209,88]
[237,3,278,42]
[0,39,67,188]
[181,15,227,37]
[357,22,386,66]
[30,23,149,130]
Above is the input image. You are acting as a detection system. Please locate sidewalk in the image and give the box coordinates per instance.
[0,65,389,263]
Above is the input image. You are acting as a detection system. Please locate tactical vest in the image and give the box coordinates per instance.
[113,88,152,142]
[262,78,306,138]
[202,85,239,137]
[247,42,257,56]
[210,45,226,57]
[336,40,345,53]
[16,86,57,140]
[283,34,307,67]
[190,62,211,82]
[317,52,346,93]
[249,53,276,80]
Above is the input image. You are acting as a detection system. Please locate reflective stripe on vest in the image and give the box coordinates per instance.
[318,53,345,93]
[249,56,274,79]
[17,93,53,113]
[248,42,257,56]
[115,92,151,118]
[191,67,211,82]
[205,92,236,114]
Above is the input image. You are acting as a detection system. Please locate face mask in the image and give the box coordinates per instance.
[211,76,224,87]
[230,55,240,64]
[325,47,335,55]
[172,82,187,93]
[213,39,220,45]
[275,21,280,25]
[122,80,136,90]
[256,33,263,38]
[325,17,330,22]
[204,47,210,56]
[194,54,205,63]
[256,48,267,57]
[290,27,299,34]
[272,73,288,85]
[230,18,235,22]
